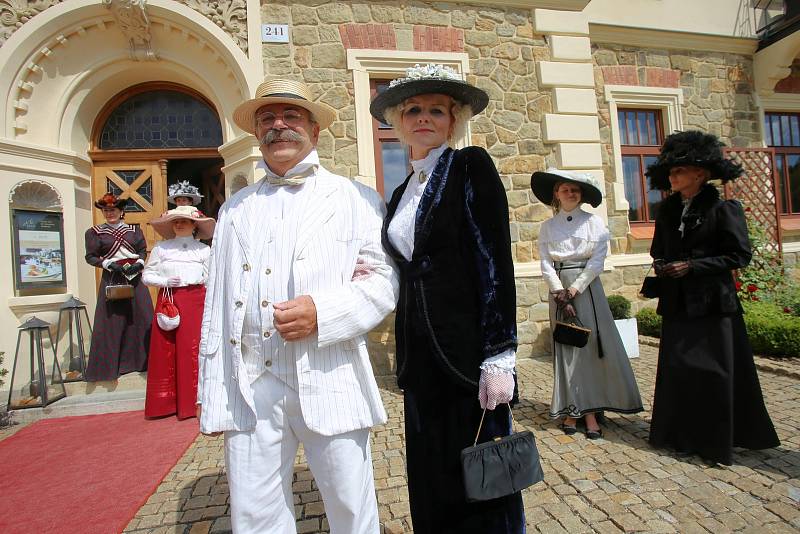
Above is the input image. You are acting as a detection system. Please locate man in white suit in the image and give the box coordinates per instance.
[197,78,399,534]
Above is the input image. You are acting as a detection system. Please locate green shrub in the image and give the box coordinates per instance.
[634,303,800,357]
[636,308,662,337]
[607,295,632,320]
[742,301,800,357]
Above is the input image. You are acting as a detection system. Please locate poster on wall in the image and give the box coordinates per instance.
[12,209,66,291]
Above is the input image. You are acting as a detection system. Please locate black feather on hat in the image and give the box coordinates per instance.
[645,130,744,191]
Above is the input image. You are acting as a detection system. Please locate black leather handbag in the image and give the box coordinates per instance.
[460,404,544,502]
[639,263,661,298]
[553,314,591,348]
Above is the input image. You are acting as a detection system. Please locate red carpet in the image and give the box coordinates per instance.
[0,411,198,534]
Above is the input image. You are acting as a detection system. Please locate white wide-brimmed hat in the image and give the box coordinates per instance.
[530,168,604,208]
[167,181,203,205]
[233,78,336,135]
[150,206,216,240]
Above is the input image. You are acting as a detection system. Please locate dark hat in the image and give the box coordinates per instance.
[646,130,744,191]
[369,64,489,124]
[530,168,604,208]
[94,193,127,210]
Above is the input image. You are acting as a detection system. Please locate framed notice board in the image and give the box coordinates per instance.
[12,209,67,292]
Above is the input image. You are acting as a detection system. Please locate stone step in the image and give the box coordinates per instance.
[64,371,148,396]
[7,388,145,424]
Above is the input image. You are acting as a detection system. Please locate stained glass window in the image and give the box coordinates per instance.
[99,90,222,149]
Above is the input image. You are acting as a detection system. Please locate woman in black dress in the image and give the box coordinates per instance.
[371,64,524,533]
[84,193,152,381]
[646,130,779,465]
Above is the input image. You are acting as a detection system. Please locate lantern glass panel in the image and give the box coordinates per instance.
[7,322,66,409]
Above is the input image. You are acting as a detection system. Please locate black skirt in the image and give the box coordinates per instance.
[649,311,779,465]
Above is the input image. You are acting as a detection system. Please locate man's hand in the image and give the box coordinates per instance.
[196,405,222,437]
[273,295,318,341]
[662,260,691,278]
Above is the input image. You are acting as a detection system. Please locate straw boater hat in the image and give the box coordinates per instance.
[167,181,203,205]
[369,63,489,124]
[646,130,744,191]
[233,78,336,135]
[150,206,216,240]
[530,168,604,208]
[94,192,128,210]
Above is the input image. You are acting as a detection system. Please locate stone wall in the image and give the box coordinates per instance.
[261,1,572,365]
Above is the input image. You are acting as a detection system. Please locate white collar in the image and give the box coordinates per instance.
[555,206,589,223]
[410,143,448,178]
[257,149,320,179]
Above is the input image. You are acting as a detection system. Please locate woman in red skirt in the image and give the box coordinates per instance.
[143,206,215,419]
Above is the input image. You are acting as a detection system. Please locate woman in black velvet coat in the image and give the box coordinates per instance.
[646,130,779,465]
[370,65,524,533]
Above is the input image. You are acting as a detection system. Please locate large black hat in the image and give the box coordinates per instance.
[530,168,604,208]
[369,64,489,124]
[646,130,744,191]
[93,193,127,210]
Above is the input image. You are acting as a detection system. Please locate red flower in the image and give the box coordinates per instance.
[752,295,760,301]
[744,207,752,212]
[784,306,793,314]
[747,284,758,293]
[735,281,743,291]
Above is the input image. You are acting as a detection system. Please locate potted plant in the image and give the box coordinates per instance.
[607,295,639,358]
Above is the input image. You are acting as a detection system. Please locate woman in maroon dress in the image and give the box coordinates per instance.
[143,206,214,419]
[84,193,153,381]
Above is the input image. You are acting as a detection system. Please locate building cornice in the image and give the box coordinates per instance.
[589,23,758,56]
[455,0,590,11]
[0,138,91,180]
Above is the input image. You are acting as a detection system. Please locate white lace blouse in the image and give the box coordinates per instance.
[538,207,610,294]
[143,237,210,288]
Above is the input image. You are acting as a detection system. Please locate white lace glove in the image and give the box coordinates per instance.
[166,276,182,287]
[478,369,515,410]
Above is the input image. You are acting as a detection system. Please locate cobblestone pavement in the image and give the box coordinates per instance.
[124,344,800,534]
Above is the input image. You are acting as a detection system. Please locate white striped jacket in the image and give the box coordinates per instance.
[197,167,399,435]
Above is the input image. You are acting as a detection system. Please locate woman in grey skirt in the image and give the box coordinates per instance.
[532,169,643,438]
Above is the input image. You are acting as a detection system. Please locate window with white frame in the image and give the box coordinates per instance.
[604,85,684,228]
[764,111,800,215]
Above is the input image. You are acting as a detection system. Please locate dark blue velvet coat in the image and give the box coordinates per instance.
[382,146,517,392]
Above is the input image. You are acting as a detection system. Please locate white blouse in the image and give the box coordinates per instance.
[143,237,210,288]
[387,143,515,374]
[538,207,609,294]
[387,143,448,260]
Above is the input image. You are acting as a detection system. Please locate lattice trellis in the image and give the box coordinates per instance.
[723,148,783,273]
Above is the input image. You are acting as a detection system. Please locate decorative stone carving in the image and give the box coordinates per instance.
[0,0,63,47]
[103,0,156,61]
[178,0,247,53]
[9,180,62,211]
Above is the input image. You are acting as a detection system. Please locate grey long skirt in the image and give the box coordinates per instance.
[549,264,643,419]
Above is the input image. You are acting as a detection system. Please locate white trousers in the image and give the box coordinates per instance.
[224,371,379,534]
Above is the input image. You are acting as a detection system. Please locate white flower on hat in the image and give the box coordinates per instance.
[168,180,201,198]
[389,64,463,88]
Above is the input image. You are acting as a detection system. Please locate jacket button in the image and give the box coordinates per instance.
[265,268,272,275]
[261,300,269,307]
[263,331,271,338]
[235,301,243,308]
[229,338,237,345]
[242,263,250,271]
[265,360,272,367]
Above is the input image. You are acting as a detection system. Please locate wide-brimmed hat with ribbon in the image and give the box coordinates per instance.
[369,64,489,124]
[150,206,216,240]
[233,78,336,135]
[646,130,744,191]
[167,180,203,205]
[530,168,604,208]
[94,193,128,210]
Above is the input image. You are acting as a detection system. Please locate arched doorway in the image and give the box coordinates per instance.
[89,82,225,250]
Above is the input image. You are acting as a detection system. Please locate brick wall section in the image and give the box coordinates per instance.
[601,66,638,85]
[413,26,464,52]
[645,67,680,88]
[339,23,396,50]
[600,65,680,88]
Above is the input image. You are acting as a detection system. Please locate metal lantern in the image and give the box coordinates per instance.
[7,316,67,410]
[54,297,92,382]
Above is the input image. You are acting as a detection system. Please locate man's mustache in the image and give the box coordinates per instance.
[261,129,304,145]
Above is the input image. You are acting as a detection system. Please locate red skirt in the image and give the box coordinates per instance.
[145,285,205,419]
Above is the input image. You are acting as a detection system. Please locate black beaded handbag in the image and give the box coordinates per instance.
[553,314,591,348]
[460,404,544,502]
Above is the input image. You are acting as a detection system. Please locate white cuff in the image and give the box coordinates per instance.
[480,349,516,374]
[102,259,113,270]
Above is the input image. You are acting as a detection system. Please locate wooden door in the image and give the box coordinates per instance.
[202,162,225,220]
[92,161,166,302]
